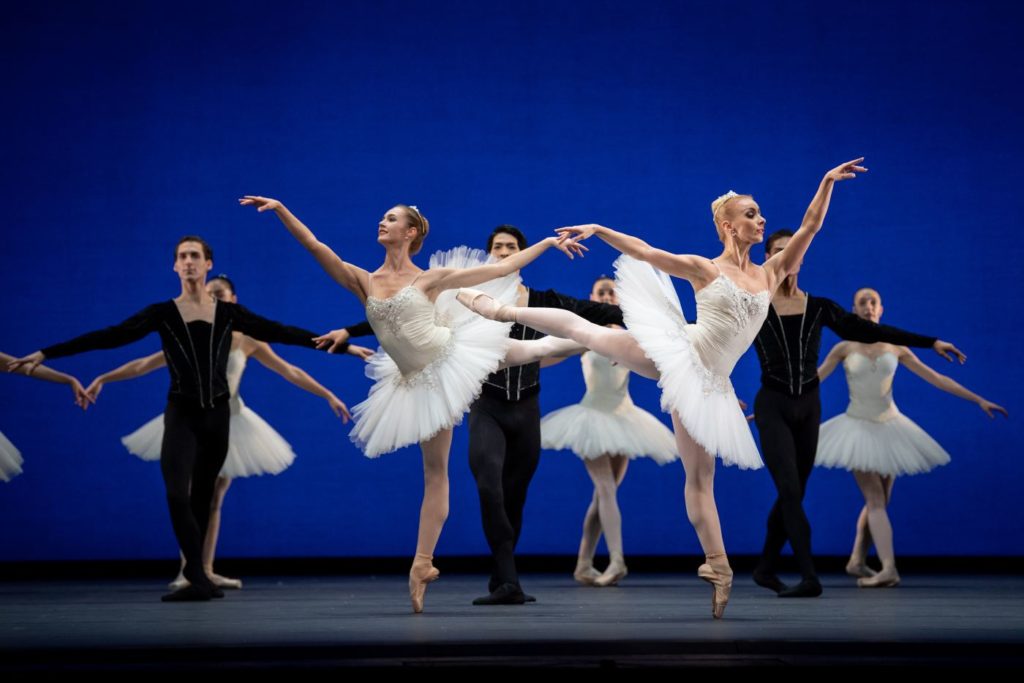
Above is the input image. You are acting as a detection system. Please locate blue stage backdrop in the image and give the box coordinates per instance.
[1,1,1020,561]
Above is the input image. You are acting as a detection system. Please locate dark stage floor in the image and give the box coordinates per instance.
[2,573,1023,670]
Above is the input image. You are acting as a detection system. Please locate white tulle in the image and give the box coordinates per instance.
[0,430,24,483]
[349,246,518,457]
[121,349,297,478]
[541,351,677,463]
[816,352,951,476]
[613,255,766,469]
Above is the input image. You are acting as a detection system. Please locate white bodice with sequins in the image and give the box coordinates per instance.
[365,286,453,379]
[686,274,771,388]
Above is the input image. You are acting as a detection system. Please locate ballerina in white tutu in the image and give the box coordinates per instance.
[84,275,368,590]
[2,351,91,482]
[240,196,584,613]
[540,276,677,588]
[457,158,868,618]
[816,287,1007,588]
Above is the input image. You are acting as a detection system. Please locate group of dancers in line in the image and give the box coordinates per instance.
[3,157,1008,618]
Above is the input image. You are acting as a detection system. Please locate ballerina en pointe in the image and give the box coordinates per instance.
[409,553,441,613]
[696,552,733,619]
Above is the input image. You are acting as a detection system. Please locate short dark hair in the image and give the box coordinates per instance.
[175,235,213,261]
[486,225,528,252]
[210,273,236,295]
[765,229,794,254]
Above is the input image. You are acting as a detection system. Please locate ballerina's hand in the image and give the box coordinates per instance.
[328,395,352,423]
[933,340,966,364]
[346,344,375,361]
[7,351,45,375]
[555,224,600,245]
[825,158,868,182]
[979,400,1008,419]
[84,379,104,404]
[70,378,94,411]
[313,328,350,353]
[238,195,282,212]
[551,235,588,260]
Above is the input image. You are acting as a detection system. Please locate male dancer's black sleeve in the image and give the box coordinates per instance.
[41,304,162,359]
[534,289,624,326]
[228,303,334,350]
[343,321,374,338]
[818,297,936,347]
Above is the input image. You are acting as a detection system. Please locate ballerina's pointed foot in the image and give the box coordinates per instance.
[409,555,441,613]
[456,288,517,322]
[697,554,733,619]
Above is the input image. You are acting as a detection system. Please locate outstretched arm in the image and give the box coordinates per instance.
[240,196,371,301]
[765,158,867,281]
[423,236,584,293]
[247,340,351,422]
[1,351,91,409]
[556,223,713,283]
[898,348,1007,418]
[84,352,166,403]
[7,304,160,374]
[817,342,849,382]
[313,320,373,354]
[819,298,965,363]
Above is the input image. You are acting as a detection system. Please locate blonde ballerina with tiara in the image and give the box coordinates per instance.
[457,158,868,618]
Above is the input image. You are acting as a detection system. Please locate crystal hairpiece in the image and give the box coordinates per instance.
[712,191,740,220]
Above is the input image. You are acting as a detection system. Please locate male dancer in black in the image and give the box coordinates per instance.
[468,226,623,605]
[750,229,964,597]
[9,236,352,601]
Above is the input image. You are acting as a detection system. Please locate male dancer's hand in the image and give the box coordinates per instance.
[314,328,350,353]
[933,340,966,364]
[7,351,45,375]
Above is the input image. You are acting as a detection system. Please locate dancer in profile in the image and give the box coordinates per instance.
[241,197,585,613]
[749,231,963,598]
[85,274,367,590]
[2,351,91,482]
[9,236,339,602]
[457,158,868,618]
[816,287,1007,588]
[540,275,676,588]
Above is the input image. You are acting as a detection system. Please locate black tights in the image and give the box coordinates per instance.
[468,393,541,587]
[754,386,820,580]
[159,398,230,587]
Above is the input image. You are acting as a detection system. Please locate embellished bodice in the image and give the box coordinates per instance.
[365,286,453,378]
[687,274,771,387]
